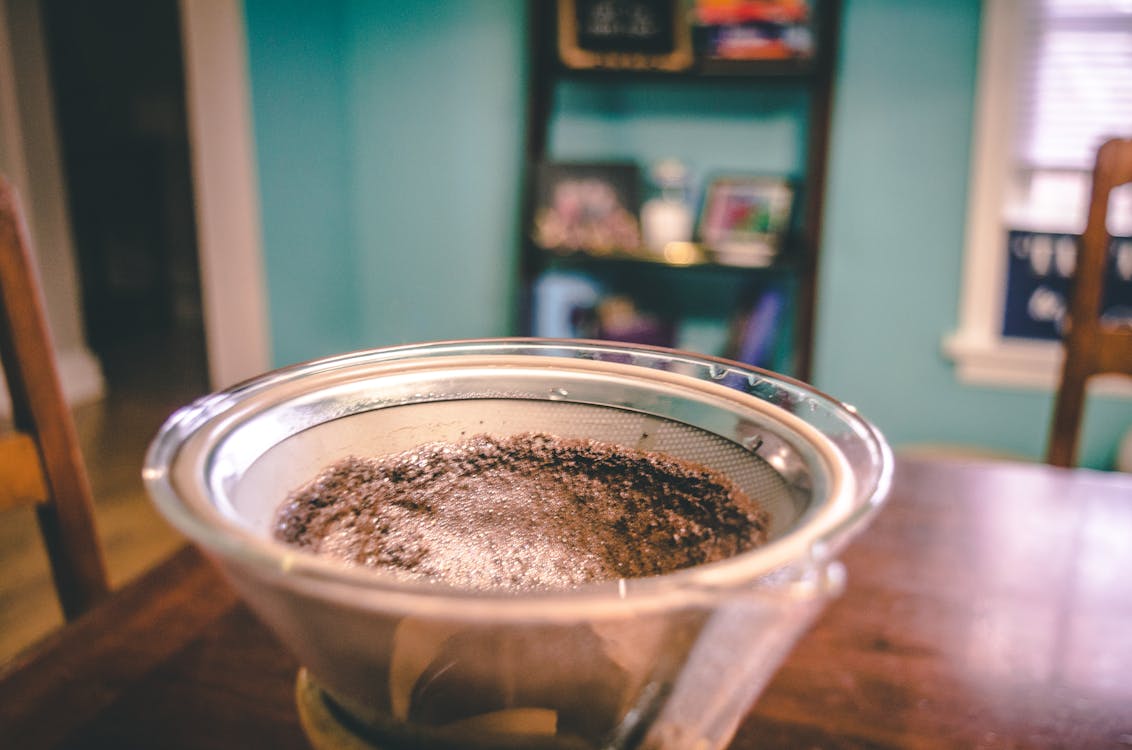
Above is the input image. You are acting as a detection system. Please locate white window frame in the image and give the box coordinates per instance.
[943,0,1131,397]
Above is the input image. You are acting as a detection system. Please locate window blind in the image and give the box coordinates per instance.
[1016,0,1132,171]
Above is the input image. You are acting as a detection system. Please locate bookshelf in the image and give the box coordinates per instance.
[518,0,841,381]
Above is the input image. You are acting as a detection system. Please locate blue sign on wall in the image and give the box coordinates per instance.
[1001,230,1132,341]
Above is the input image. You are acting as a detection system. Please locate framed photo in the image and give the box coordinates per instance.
[558,0,694,71]
[692,0,814,61]
[698,175,794,265]
[531,161,642,255]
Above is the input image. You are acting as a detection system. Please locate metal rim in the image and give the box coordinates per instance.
[144,339,892,620]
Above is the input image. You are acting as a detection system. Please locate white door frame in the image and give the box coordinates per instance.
[179,0,271,388]
[2,0,270,408]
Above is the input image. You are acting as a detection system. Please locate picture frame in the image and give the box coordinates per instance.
[531,161,642,255]
[692,0,815,62]
[557,0,694,72]
[698,175,794,265]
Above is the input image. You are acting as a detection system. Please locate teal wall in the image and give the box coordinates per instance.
[244,0,359,365]
[344,2,525,347]
[811,0,1132,469]
[241,0,1132,468]
[243,0,525,364]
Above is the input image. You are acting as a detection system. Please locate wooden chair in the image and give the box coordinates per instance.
[1047,138,1132,468]
[0,175,109,619]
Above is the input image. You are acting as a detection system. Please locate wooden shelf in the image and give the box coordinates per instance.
[694,57,818,78]
[550,56,819,82]
[533,242,798,272]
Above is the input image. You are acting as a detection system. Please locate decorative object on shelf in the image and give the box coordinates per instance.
[591,294,676,347]
[531,269,676,348]
[532,161,642,255]
[557,0,694,71]
[727,283,789,369]
[692,0,814,61]
[531,270,604,338]
[698,174,794,266]
[640,158,696,256]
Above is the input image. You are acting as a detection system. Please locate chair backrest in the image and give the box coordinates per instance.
[0,175,109,619]
[1047,138,1132,468]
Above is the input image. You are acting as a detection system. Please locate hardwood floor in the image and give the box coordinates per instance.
[0,327,209,664]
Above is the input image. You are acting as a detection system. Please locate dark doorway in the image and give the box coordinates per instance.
[40,0,208,398]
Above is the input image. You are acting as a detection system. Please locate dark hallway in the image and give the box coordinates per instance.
[41,0,209,395]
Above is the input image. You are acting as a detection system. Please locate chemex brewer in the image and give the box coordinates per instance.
[145,339,892,750]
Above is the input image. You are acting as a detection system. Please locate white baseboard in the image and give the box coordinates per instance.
[0,346,105,417]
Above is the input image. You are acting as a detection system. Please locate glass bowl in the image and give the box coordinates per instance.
[144,339,891,749]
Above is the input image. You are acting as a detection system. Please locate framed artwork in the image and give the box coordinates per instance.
[1000,229,1132,341]
[692,0,814,61]
[531,162,642,254]
[557,0,694,71]
[698,175,793,265]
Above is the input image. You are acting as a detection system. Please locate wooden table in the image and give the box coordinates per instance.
[3,457,1131,749]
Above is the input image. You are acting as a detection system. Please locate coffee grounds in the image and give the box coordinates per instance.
[273,432,769,591]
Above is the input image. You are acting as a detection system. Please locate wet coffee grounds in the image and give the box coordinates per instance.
[273,432,769,590]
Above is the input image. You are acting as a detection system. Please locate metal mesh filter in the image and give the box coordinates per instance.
[235,398,803,542]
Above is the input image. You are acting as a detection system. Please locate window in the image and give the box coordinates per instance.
[945,0,1132,394]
